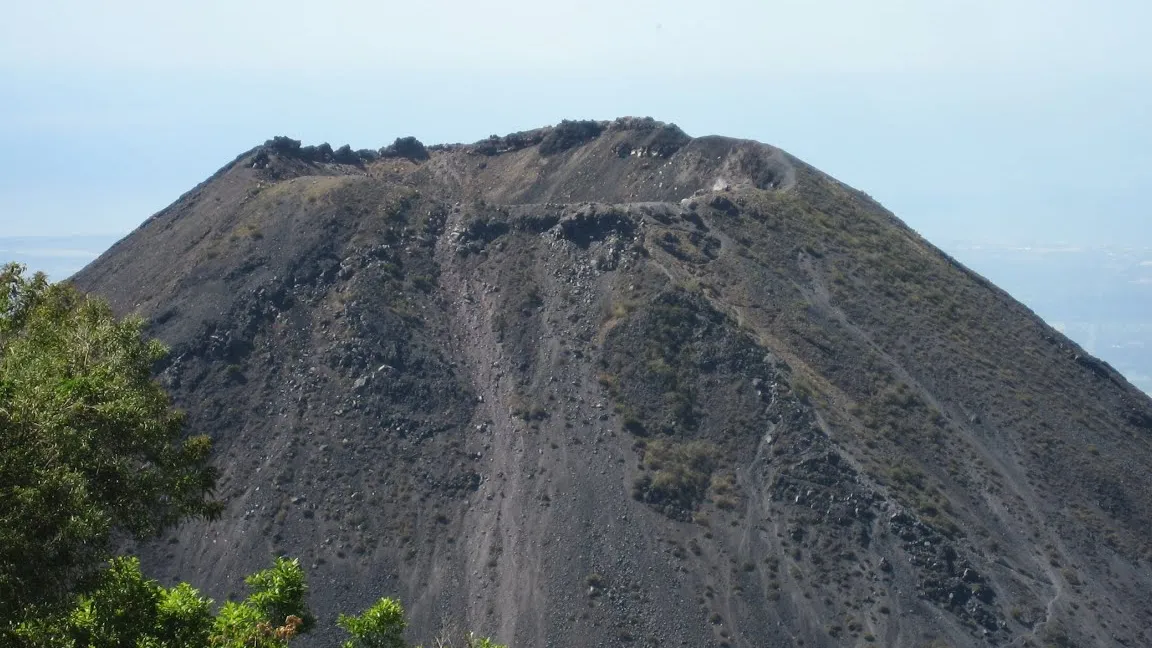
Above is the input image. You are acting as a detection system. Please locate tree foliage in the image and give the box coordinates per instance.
[338,597,406,648]
[11,556,308,648]
[0,263,221,622]
[211,557,312,647]
[14,556,506,648]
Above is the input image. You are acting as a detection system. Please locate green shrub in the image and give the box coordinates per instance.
[338,598,405,648]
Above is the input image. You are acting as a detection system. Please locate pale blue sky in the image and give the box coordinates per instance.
[1,0,1149,245]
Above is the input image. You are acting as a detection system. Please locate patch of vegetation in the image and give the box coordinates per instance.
[710,473,738,510]
[224,363,247,384]
[230,223,265,241]
[410,274,436,293]
[603,291,710,435]
[885,461,927,490]
[883,459,959,535]
[604,299,636,322]
[513,406,549,422]
[790,374,815,404]
[621,411,647,435]
[631,439,719,513]
[599,288,769,518]
[652,228,720,264]
[859,380,944,446]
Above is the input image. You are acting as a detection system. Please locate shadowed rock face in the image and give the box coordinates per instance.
[73,118,1152,648]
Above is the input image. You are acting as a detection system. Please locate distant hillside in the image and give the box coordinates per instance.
[0,235,120,281]
[72,119,1152,648]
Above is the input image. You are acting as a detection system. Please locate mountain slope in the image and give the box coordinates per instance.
[73,119,1152,648]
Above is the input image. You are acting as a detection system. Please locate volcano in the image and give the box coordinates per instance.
[73,118,1152,647]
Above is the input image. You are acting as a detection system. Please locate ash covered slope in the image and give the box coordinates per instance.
[74,118,1152,648]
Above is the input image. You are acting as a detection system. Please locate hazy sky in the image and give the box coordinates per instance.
[1,0,1149,245]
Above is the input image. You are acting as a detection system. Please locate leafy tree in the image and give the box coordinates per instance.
[0,263,221,625]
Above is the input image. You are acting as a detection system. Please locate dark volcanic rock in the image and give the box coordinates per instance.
[72,118,1152,648]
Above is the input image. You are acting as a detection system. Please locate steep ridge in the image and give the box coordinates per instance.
[73,119,1152,647]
